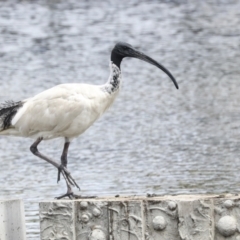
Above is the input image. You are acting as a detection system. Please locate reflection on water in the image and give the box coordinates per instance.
[0,0,240,238]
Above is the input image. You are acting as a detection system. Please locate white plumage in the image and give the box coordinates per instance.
[5,64,120,140]
[0,42,178,199]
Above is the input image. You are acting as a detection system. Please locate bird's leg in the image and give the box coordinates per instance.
[30,138,80,198]
[57,140,70,183]
[55,172,74,200]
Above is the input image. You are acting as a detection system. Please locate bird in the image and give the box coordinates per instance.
[0,42,178,199]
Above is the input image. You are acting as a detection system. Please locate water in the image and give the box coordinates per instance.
[0,0,240,238]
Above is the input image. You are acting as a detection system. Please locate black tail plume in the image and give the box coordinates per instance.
[0,101,23,130]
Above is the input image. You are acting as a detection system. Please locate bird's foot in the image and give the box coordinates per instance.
[55,184,80,200]
[55,185,82,199]
[55,192,97,200]
[57,165,81,191]
[55,191,74,200]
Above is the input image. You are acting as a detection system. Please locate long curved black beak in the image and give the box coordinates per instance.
[129,48,179,89]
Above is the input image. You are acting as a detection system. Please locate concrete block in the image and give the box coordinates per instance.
[144,199,179,240]
[75,200,108,240]
[39,194,240,240]
[0,199,26,240]
[39,201,75,240]
[108,200,143,240]
[177,198,213,240]
[214,196,240,240]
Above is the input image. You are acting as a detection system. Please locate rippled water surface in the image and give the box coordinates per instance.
[0,0,240,238]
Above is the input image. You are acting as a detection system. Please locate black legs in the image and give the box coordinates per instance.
[57,141,70,183]
[30,138,80,199]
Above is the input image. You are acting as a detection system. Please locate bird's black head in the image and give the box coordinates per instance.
[111,42,179,89]
[111,42,134,68]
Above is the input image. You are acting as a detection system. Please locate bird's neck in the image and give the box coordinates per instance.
[103,62,122,94]
[111,50,123,69]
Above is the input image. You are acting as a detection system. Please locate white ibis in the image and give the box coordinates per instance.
[0,42,178,199]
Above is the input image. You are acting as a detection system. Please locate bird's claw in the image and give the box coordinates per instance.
[57,165,81,191]
[55,175,75,200]
[55,192,97,200]
[55,190,74,200]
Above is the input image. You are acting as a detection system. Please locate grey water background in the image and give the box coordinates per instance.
[0,0,240,238]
